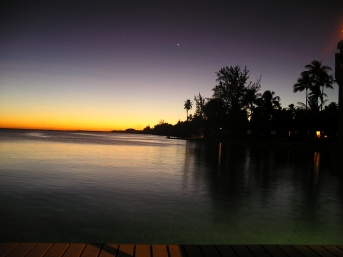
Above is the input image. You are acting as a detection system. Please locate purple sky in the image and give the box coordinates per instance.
[1,1,343,130]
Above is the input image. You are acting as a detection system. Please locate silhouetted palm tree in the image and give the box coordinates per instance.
[293,71,311,111]
[318,72,334,110]
[257,90,281,120]
[242,88,256,115]
[242,83,261,119]
[184,99,193,121]
[304,60,334,111]
[287,104,296,119]
[308,85,326,114]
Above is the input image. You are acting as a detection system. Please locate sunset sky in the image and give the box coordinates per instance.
[1,1,343,131]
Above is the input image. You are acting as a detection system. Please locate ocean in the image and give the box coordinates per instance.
[1,129,342,244]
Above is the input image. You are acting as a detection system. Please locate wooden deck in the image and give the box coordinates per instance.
[1,243,343,257]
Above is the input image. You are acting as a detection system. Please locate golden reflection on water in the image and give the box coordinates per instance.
[1,139,185,177]
[314,152,320,172]
[218,143,222,165]
[313,152,320,187]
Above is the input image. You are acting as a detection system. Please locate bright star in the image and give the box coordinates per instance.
[177,44,179,46]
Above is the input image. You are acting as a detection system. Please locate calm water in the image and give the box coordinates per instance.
[0,129,343,244]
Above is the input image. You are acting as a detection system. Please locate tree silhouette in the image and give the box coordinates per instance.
[258,90,281,119]
[203,98,227,137]
[287,104,296,119]
[242,77,261,119]
[250,90,281,135]
[212,66,250,111]
[147,61,338,140]
[322,102,339,137]
[293,71,311,111]
[308,85,325,114]
[184,99,193,121]
[194,93,206,118]
[304,60,335,111]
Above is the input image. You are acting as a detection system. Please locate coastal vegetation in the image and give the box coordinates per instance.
[137,60,338,140]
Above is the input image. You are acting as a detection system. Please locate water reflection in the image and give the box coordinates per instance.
[313,152,320,187]
[1,130,343,244]
[183,141,343,244]
[218,143,222,166]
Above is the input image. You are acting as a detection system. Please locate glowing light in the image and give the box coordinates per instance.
[316,131,321,138]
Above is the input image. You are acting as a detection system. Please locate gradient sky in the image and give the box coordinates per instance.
[1,1,343,131]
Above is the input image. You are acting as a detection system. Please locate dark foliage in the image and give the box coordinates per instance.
[142,62,337,140]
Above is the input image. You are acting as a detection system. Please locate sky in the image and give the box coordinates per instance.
[1,0,343,131]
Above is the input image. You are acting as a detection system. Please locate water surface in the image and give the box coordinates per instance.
[0,129,342,244]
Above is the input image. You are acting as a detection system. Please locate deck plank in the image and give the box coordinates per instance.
[80,244,101,257]
[98,244,119,257]
[308,246,337,257]
[231,245,254,257]
[62,244,86,257]
[168,245,184,257]
[152,245,168,257]
[44,243,69,257]
[25,243,52,257]
[293,245,320,257]
[216,245,238,257]
[4,243,35,257]
[246,245,269,257]
[135,245,150,257]
[117,244,134,257]
[199,245,220,257]
[277,245,304,257]
[182,245,203,257]
[262,245,288,257]
[2,244,343,257]
[0,243,19,257]
[323,246,343,257]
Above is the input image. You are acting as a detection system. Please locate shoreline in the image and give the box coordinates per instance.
[186,136,336,152]
[0,127,337,152]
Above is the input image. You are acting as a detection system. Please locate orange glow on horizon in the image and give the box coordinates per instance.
[0,121,146,132]
[0,116,149,132]
[0,124,145,132]
[0,101,183,131]
[0,92,183,132]
[0,113,184,131]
